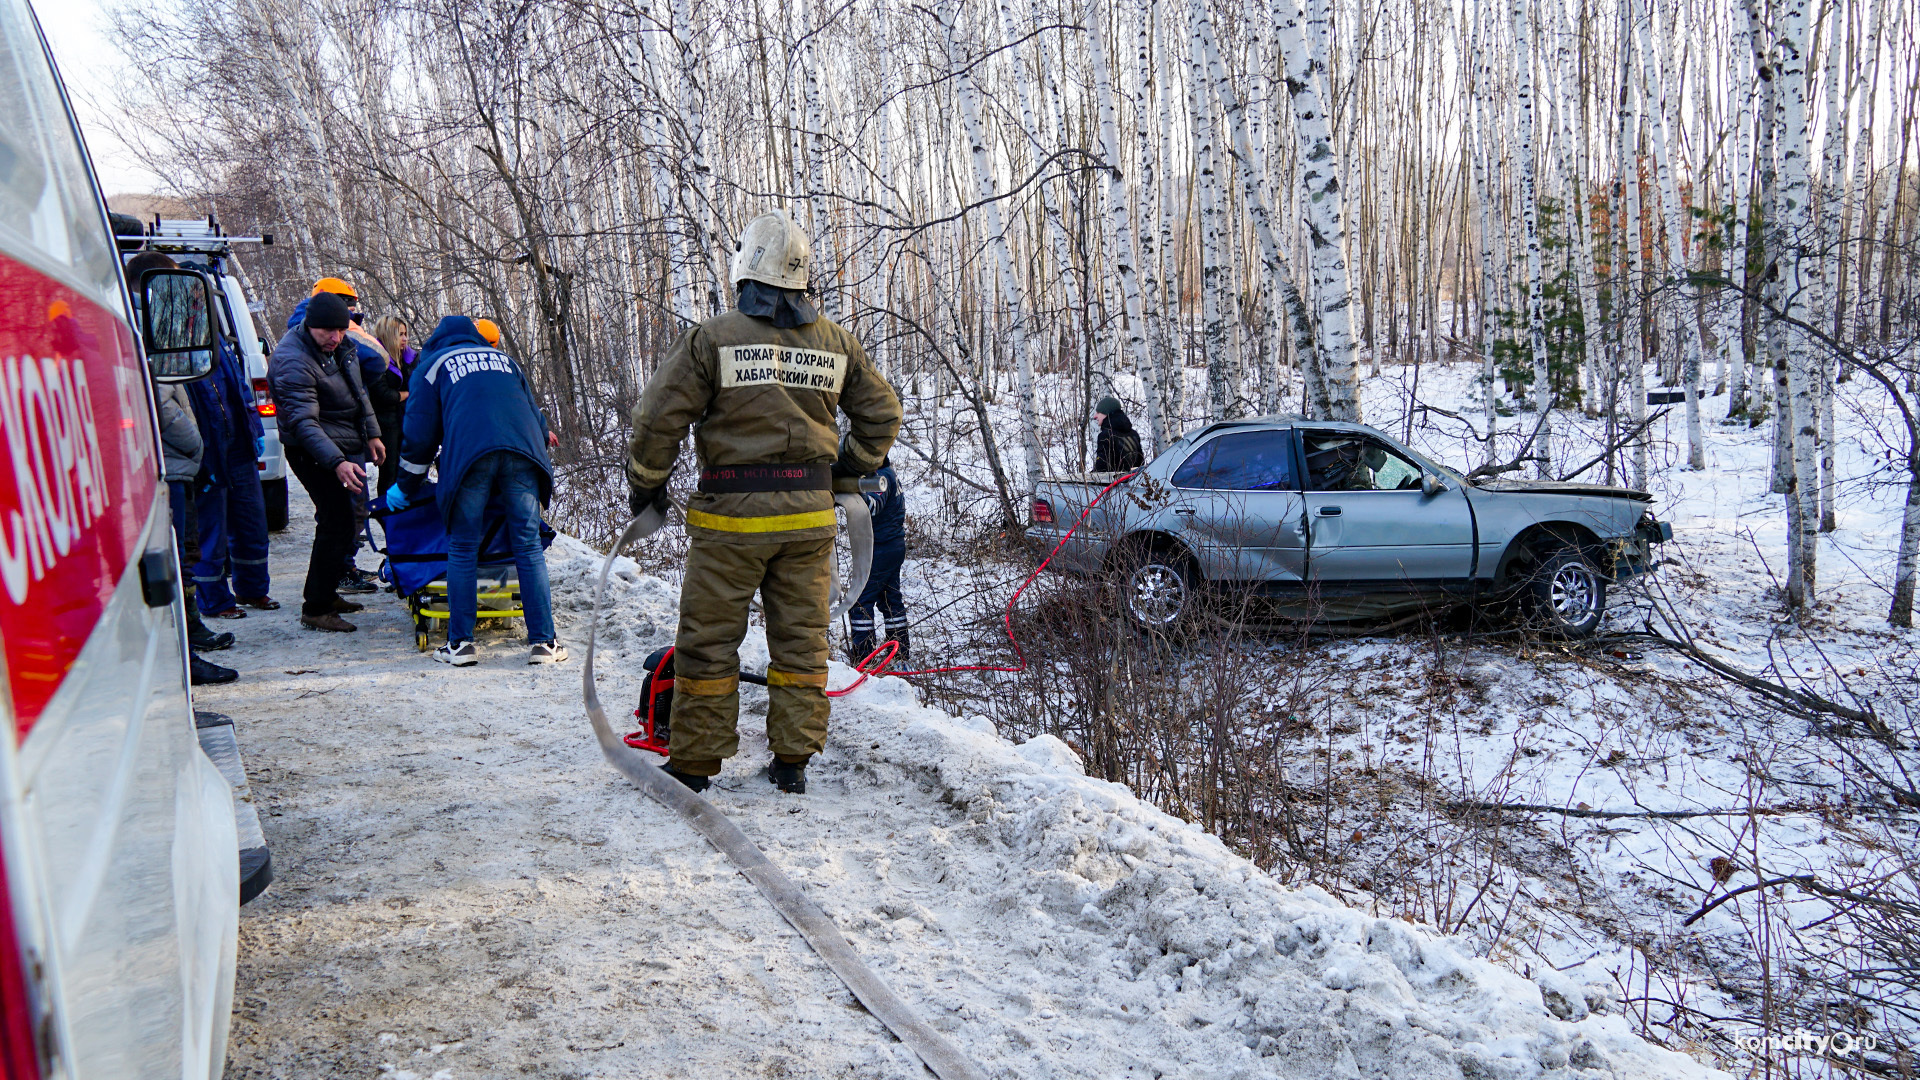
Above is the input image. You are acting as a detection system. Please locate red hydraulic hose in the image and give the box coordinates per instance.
[825,470,1139,697]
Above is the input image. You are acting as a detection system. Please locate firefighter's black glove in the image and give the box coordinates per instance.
[833,432,871,479]
[629,483,669,519]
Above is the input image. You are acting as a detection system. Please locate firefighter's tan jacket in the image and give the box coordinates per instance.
[627,310,902,544]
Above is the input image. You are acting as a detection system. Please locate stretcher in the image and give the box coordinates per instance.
[367,484,555,650]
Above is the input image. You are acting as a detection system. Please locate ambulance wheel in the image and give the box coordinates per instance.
[263,477,289,532]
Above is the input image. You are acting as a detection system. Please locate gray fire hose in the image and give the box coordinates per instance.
[581,499,986,1080]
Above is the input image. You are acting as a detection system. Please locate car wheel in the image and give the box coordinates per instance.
[1118,549,1192,633]
[1528,548,1607,638]
[263,477,288,532]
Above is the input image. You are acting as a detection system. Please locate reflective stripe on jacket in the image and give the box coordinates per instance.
[627,309,901,544]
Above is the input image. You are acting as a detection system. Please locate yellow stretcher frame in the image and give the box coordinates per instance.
[409,573,524,651]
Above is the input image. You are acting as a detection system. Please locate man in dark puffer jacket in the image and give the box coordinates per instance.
[268,292,386,631]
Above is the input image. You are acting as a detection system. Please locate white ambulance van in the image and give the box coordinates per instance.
[2,1,246,1077]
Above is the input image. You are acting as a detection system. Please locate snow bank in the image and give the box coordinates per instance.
[820,675,1723,1078]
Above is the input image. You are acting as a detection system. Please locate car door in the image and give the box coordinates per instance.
[1166,429,1306,583]
[1298,429,1474,585]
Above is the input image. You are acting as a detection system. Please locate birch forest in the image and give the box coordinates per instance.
[108,0,1920,619]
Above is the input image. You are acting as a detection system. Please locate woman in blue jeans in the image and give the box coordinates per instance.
[385,316,564,666]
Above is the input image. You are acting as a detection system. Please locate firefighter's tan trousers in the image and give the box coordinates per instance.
[668,535,835,773]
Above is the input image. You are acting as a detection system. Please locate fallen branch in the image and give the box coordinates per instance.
[1682,872,1920,927]
[1447,800,1814,821]
[1593,630,1882,731]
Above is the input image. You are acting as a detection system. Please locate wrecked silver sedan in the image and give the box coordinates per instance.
[1026,417,1671,637]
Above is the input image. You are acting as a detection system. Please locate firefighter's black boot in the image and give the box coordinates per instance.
[662,765,710,793]
[889,626,911,664]
[766,756,808,794]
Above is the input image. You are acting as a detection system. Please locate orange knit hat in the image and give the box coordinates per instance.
[473,318,502,346]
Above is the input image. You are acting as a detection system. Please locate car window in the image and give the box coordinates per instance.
[1170,441,1214,488]
[0,0,121,307]
[1302,432,1426,491]
[1196,431,1296,491]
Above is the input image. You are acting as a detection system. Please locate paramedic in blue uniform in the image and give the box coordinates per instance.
[188,334,274,617]
[847,459,909,663]
[384,316,565,667]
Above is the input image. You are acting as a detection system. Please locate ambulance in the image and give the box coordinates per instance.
[2,0,254,1076]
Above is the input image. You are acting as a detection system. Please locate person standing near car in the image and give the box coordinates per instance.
[846,458,910,664]
[287,276,388,595]
[626,209,902,795]
[1092,396,1145,473]
[270,292,385,632]
[382,316,565,667]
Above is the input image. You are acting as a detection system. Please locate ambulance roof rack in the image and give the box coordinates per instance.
[137,214,273,253]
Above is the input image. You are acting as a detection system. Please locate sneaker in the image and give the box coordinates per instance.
[662,766,710,793]
[299,612,357,632]
[332,596,366,613]
[528,641,569,665]
[337,574,378,595]
[434,640,477,666]
[189,626,235,651]
[189,655,238,685]
[765,758,808,795]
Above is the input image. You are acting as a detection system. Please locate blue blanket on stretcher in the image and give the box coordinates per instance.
[369,482,556,597]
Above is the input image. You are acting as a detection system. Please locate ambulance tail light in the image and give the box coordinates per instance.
[251,378,275,417]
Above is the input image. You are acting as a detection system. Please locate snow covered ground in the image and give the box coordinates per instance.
[202,471,1729,1078]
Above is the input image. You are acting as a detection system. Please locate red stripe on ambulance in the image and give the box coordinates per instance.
[0,253,152,737]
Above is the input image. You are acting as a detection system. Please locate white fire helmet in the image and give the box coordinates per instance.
[729,211,811,291]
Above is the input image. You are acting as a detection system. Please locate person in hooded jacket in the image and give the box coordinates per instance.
[384,317,563,667]
[846,460,909,664]
[1093,395,1145,473]
[270,292,386,631]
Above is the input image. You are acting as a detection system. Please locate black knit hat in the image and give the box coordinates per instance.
[1095,395,1122,417]
[305,292,352,330]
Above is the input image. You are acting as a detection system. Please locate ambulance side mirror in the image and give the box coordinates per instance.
[139,268,218,383]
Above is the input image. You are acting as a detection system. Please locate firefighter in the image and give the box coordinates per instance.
[627,210,902,795]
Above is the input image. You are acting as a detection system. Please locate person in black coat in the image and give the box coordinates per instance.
[1093,396,1145,472]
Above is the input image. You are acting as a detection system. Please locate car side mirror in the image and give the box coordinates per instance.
[139,268,218,383]
[1421,472,1445,497]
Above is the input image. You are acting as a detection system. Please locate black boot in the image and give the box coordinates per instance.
[766,757,808,794]
[662,765,710,792]
[189,624,235,651]
[190,655,238,685]
[889,626,911,664]
[848,630,876,666]
[185,590,233,651]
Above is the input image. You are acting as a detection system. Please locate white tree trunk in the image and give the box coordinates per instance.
[934,0,1046,485]
[1184,2,1230,420]
[1512,0,1552,476]
[672,0,720,315]
[1272,0,1361,421]
[1086,0,1169,454]
[1635,1,1706,469]
[1772,0,1822,607]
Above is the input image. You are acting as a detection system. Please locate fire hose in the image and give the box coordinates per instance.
[582,492,988,1080]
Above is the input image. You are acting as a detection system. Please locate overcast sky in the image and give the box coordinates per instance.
[35,0,165,195]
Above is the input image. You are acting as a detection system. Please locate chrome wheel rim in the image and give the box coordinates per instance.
[1127,563,1186,627]
[1549,562,1599,624]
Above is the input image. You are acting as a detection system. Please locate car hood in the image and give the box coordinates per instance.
[1474,480,1653,502]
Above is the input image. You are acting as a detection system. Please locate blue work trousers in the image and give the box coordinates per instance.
[194,449,271,612]
[848,537,907,644]
[445,450,554,645]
